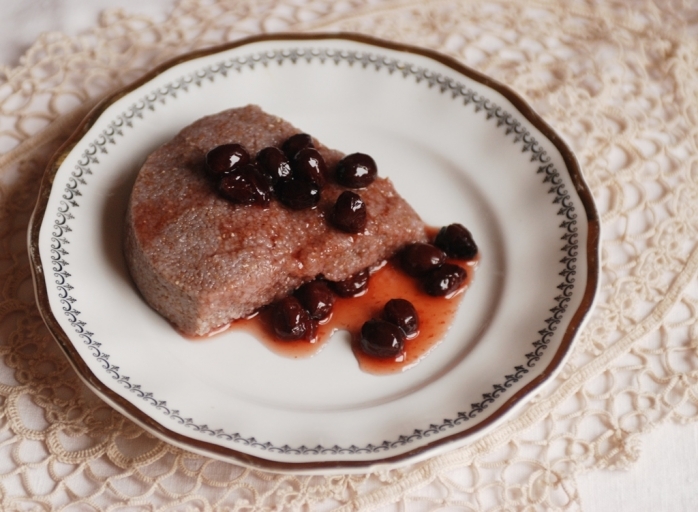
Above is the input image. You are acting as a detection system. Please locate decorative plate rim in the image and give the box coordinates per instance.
[28,32,600,474]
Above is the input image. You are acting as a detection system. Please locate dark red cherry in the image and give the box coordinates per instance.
[332,191,367,233]
[423,263,467,297]
[292,147,327,186]
[282,133,314,159]
[218,164,272,207]
[400,243,446,276]
[434,223,478,259]
[360,319,405,358]
[383,298,419,338]
[329,269,369,297]
[335,153,377,188]
[294,280,335,321]
[205,144,250,179]
[256,146,291,184]
[276,179,321,210]
[271,296,315,341]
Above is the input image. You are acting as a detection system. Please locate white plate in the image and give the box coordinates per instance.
[29,34,600,474]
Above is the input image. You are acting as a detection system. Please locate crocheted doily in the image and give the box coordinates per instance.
[1,0,696,509]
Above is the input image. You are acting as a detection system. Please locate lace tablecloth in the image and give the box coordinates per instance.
[1,0,697,509]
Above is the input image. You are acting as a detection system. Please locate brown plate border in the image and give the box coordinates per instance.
[28,32,600,473]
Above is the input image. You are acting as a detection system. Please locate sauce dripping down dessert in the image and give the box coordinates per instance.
[233,251,478,375]
[124,105,478,374]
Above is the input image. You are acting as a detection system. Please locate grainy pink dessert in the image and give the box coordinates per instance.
[124,105,426,336]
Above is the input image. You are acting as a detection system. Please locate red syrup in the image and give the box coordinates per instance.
[217,255,478,375]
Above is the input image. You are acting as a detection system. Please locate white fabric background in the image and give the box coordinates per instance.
[1,0,697,510]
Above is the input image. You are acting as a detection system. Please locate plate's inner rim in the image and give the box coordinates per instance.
[44,45,581,458]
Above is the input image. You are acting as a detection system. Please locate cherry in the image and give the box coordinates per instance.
[270,296,315,341]
[256,147,291,184]
[383,298,419,337]
[294,280,335,321]
[335,153,377,188]
[329,269,369,297]
[276,179,321,210]
[434,223,478,259]
[400,242,446,276]
[292,147,327,186]
[423,263,467,296]
[282,133,314,159]
[332,191,367,233]
[205,144,250,179]
[218,164,272,207]
[360,319,405,358]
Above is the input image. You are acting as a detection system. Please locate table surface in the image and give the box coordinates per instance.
[1,0,697,510]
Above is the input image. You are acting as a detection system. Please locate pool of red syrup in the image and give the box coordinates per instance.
[222,256,478,375]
